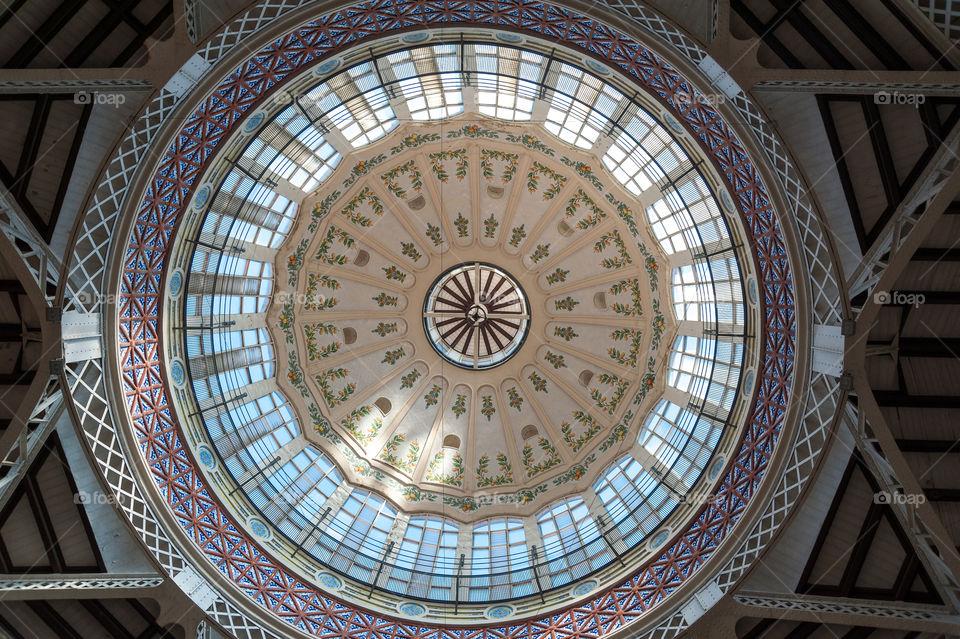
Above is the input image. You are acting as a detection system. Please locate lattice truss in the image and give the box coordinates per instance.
[34,1,852,638]
[912,0,960,41]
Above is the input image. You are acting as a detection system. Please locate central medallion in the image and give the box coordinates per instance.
[423,262,530,370]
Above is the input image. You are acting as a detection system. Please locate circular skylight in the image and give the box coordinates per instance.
[423,263,530,370]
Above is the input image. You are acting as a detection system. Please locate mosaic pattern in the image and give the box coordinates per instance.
[119,1,795,636]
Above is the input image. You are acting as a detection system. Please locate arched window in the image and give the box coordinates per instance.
[208,391,299,475]
[536,497,608,587]
[388,516,459,600]
[314,489,398,583]
[646,173,727,256]
[474,45,539,121]
[593,455,675,548]
[387,45,464,120]
[543,62,622,149]
[601,111,680,195]
[640,399,722,491]
[670,259,744,325]
[187,251,273,317]
[248,447,342,541]
[667,335,743,411]
[187,328,275,403]
[469,518,531,600]
[307,63,399,147]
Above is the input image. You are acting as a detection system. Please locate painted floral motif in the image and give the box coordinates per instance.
[316,367,355,408]
[429,148,468,181]
[505,132,555,155]
[483,214,499,239]
[448,124,498,139]
[476,453,513,487]
[555,296,579,312]
[590,373,629,415]
[378,433,421,475]
[544,351,566,369]
[383,265,407,282]
[317,226,354,265]
[400,241,422,262]
[287,241,308,286]
[390,132,440,154]
[645,256,660,290]
[305,274,339,311]
[339,187,383,227]
[480,395,496,420]
[451,393,467,418]
[595,229,633,269]
[609,328,643,368]
[528,371,548,393]
[304,322,339,360]
[610,279,642,317]
[561,410,602,452]
[480,149,519,182]
[423,384,442,407]
[343,153,387,189]
[400,369,422,389]
[564,188,606,229]
[606,194,639,237]
[530,244,550,263]
[560,156,604,191]
[381,347,407,365]
[372,322,399,337]
[651,299,666,350]
[553,460,593,485]
[381,160,423,198]
[278,302,294,339]
[553,326,578,341]
[506,387,523,411]
[340,406,383,446]
[454,213,469,238]
[373,292,399,307]
[509,224,526,247]
[545,268,568,285]
[425,450,464,486]
[425,223,442,247]
[521,438,562,477]
[526,162,567,199]
[309,191,340,234]
[287,355,304,390]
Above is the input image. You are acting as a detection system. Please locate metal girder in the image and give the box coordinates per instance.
[754,75,960,96]
[733,592,960,634]
[897,439,960,452]
[873,391,960,408]
[868,337,960,357]
[0,374,63,510]
[841,396,960,610]
[0,186,62,305]
[847,126,960,304]
[0,574,163,600]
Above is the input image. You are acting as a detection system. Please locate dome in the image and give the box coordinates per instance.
[160,32,762,615]
[45,1,847,637]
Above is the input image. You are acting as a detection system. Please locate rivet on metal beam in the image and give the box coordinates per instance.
[841,318,856,336]
[839,372,854,391]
